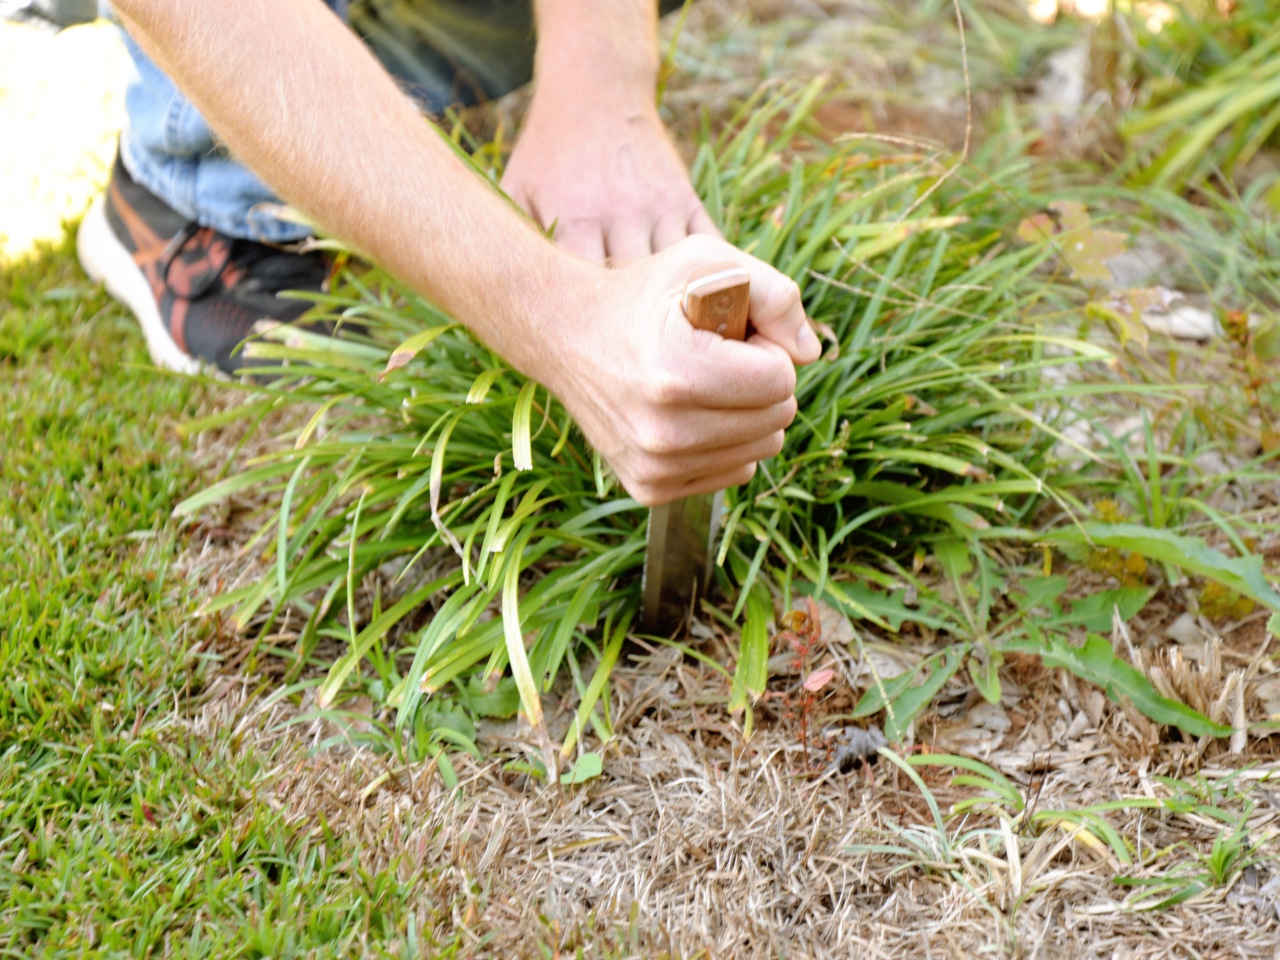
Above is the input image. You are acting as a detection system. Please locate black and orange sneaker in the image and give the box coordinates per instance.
[77,154,330,377]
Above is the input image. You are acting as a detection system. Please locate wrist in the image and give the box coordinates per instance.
[532,1,659,112]
[499,245,605,389]
[536,67,657,112]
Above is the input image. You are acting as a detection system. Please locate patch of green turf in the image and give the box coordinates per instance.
[0,231,468,957]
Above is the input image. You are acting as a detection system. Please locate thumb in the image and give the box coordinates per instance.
[657,236,821,364]
[738,259,820,365]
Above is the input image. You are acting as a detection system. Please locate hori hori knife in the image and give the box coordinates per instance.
[641,263,751,631]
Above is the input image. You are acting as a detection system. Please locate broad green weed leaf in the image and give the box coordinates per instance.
[1047,523,1280,612]
[1016,574,1069,613]
[1008,632,1230,738]
[882,645,963,742]
[1056,587,1152,633]
[935,539,973,579]
[560,752,604,785]
[969,649,1002,705]
[457,674,521,719]
[854,646,965,742]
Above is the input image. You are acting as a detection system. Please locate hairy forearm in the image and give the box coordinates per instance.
[108,0,816,507]
[532,0,660,108]
[111,0,592,377]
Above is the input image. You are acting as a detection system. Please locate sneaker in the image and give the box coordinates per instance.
[77,154,330,377]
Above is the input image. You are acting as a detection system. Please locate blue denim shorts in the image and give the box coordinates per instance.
[115,0,540,242]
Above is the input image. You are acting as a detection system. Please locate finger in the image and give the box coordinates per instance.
[655,430,785,481]
[688,206,724,240]
[661,461,759,504]
[657,317,798,409]
[658,234,819,365]
[635,398,796,456]
[605,219,654,266]
[736,260,821,365]
[554,222,608,264]
[505,184,556,238]
[651,209,689,252]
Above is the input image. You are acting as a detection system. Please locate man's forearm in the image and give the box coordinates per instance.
[109,0,818,507]
[532,0,660,110]
[112,0,591,378]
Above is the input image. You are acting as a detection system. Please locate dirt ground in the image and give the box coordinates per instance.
[184,575,1280,957]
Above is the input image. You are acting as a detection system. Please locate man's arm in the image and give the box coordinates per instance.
[502,0,718,263]
[112,0,820,505]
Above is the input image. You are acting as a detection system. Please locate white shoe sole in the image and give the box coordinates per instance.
[77,195,205,376]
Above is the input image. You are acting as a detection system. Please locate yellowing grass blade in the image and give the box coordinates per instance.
[512,380,537,471]
[502,531,543,728]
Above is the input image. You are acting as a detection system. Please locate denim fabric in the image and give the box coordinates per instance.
[113,0,538,242]
[113,0,685,242]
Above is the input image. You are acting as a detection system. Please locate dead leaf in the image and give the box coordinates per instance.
[1017,201,1128,284]
[803,668,835,692]
[1016,211,1056,244]
[932,701,1009,755]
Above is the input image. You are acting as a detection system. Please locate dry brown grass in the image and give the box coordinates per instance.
[176,611,1279,958]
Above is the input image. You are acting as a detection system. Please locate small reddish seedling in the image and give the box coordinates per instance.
[772,598,831,766]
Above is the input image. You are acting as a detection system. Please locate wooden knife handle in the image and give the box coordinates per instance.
[683,263,750,342]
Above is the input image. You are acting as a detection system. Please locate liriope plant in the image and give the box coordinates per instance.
[1122,1,1280,192]
[176,84,1133,758]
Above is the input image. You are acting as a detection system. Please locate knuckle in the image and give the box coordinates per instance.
[633,419,678,456]
[766,431,786,458]
[622,455,667,503]
[681,232,721,257]
[762,274,803,320]
[630,482,662,507]
[631,452,673,487]
[767,362,797,404]
[641,370,689,408]
[784,278,803,312]
[617,199,654,223]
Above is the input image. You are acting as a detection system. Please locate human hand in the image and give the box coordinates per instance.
[535,235,821,506]
[501,95,719,266]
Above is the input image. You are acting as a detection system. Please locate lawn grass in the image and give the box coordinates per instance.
[0,234,476,957]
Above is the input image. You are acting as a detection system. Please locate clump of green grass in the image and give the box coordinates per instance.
[1121,0,1280,192]
[183,83,1274,761]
